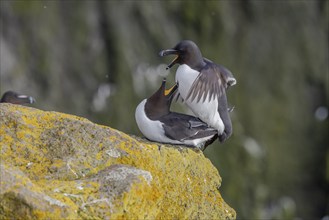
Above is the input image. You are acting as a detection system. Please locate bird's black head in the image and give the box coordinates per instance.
[145,79,178,120]
[159,40,204,70]
[0,91,35,105]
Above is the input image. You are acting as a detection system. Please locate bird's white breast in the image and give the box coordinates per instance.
[135,99,215,147]
[175,64,224,134]
[135,99,181,144]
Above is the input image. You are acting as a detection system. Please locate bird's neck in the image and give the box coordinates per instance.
[144,97,170,120]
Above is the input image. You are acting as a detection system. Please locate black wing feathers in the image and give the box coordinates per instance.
[186,64,225,103]
[161,113,217,141]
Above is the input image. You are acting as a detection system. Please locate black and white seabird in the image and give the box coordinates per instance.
[159,40,236,142]
[0,91,35,105]
[135,79,218,149]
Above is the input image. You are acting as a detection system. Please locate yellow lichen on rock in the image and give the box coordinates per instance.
[0,103,236,219]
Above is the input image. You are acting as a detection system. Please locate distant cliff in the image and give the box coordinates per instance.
[0,103,235,219]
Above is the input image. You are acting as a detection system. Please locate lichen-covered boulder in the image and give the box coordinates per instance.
[0,103,236,219]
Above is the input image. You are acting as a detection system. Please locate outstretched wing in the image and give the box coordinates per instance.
[173,61,236,104]
[185,64,225,103]
[203,58,236,88]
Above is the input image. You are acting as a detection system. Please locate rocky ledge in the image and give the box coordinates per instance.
[0,103,235,219]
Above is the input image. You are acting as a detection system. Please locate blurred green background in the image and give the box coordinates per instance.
[1,0,328,219]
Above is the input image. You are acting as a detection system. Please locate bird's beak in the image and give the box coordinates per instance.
[164,83,178,105]
[164,84,178,97]
[17,95,36,104]
[159,49,179,69]
[161,78,178,98]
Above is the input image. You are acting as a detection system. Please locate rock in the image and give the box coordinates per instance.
[0,103,236,219]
